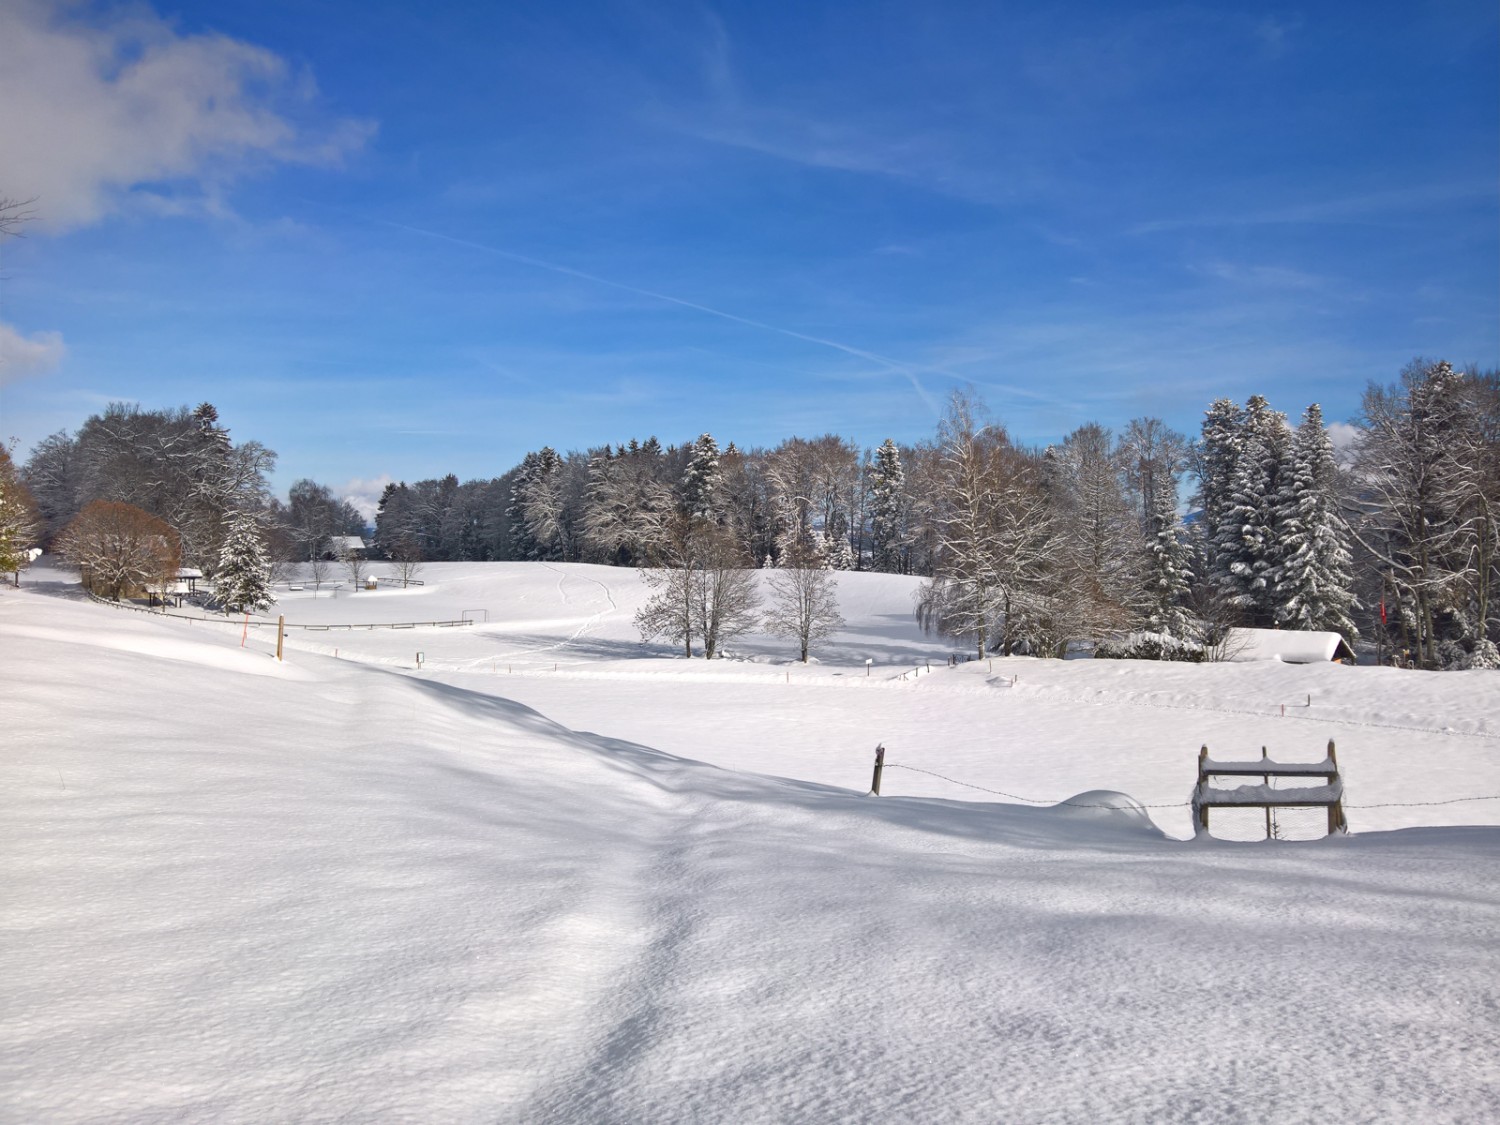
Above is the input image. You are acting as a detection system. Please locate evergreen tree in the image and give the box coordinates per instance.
[214,510,276,612]
[1191,398,1246,593]
[1274,404,1359,638]
[869,438,907,573]
[0,446,40,583]
[1141,479,1194,637]
[823,531,855,571]
[508,450,569,560]
[680,433,724,522]
[1215,396,1291,626]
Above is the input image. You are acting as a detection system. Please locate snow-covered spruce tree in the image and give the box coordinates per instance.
[506,448,567,561]
[373,481,421,559]
[1273,404,1358,638]
[1191,398,1246,594]
[0,445,40,584]
[1214,396,1292,627]
[823,530,855,571]
[522,447,569,560]
[869,438,907,573]
[680,433,724,522]
[506,451,544,559]
[214,510,276,612]
[1141,477,1195,639]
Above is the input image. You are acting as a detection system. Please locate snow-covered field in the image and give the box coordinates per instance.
[4,559,1499,1122]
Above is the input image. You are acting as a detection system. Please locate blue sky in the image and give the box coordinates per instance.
[1,0,1495,513]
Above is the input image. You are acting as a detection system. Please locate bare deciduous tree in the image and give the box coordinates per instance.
[392,536,424,587]
[57,500,180,601]
[765,555,843,662]
[636,515,759,659]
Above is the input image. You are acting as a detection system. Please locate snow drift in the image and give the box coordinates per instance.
[3,568,1499,1123]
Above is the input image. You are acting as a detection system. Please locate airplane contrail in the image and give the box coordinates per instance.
[375,218,961,414]
[364,214,1067,416]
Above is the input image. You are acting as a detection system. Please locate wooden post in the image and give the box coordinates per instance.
[276,615,285,662]
[1198,745,1210,834]
[1262,746,1272,840]
[1327,739,1344,833]
[870,744,886,795]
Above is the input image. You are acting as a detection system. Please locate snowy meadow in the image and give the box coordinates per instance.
[4,558,1498,1123]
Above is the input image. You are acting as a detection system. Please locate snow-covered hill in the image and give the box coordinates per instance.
[3,563,1498,1122]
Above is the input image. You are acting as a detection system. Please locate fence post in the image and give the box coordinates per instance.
[1327,739,1344,834]
[1197,744,1210,834]
[1262,745,1271,840]
[870,744,886,795]
[276,615,285,662]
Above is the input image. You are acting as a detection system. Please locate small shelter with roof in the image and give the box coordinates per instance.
[1226,628,1355,664]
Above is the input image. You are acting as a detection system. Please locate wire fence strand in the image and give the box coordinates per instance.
[883,763,1192,809]
[883,762,1500,813]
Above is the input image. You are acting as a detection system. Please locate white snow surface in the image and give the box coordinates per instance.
[4,559,1499,1123]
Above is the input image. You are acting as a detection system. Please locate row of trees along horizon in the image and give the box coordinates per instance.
[3,359,1496,670]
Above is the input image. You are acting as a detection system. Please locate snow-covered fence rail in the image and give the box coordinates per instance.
[85,593,473,631]
[1192,742,1346,839]
[85,591,170,615]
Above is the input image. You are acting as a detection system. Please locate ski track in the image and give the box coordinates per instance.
[464,564,622,667]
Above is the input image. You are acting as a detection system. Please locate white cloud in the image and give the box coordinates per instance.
[0,322,66,384]
[339,475,394,524]
[0,0,374,231]
[1326,421,1361,467]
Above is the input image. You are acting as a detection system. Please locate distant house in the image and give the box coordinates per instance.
[325,536,367,560]
[1226,628,1355,664]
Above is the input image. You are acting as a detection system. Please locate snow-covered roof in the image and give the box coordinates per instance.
[1225,628,1354,663]
[176,568,204,578]
[329,536,366,551]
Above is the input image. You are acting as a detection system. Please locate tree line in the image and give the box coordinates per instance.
[7,359,1497,668]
